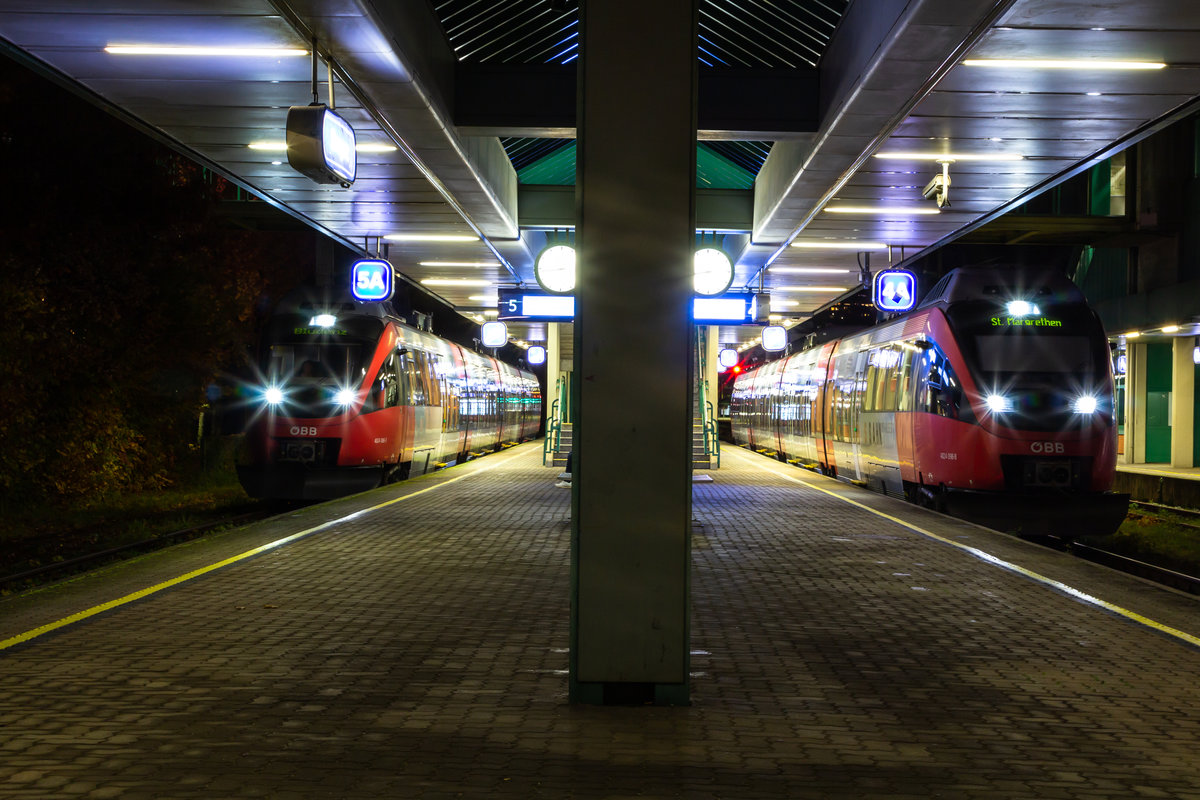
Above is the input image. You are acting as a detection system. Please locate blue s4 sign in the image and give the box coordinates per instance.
[351,259,393,301]
[873,269,916,313]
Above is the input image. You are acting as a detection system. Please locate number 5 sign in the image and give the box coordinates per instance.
[351,259,394,302]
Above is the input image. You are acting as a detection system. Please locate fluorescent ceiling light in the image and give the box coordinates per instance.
[421,278,494,287]
[248,140,398,154]
[963,58,1165,70]
[824,206,941,215]
[105,45,309,57]
[419,261,497,268]
[874,152,1024,162]
[774,286,848,292]
[468,295,498,302]
[771,299,801,308]
[356,142,398,153]
[769,267,851,275]
[387,233,479,242]
[790,240,888,250]
[1161,325,1181,333]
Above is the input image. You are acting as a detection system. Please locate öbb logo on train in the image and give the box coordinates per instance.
[1030,441,1065,454]
[290,426,319,436]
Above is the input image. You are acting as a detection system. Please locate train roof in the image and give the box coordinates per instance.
[916,267,1086,309]
[272,286,400,322]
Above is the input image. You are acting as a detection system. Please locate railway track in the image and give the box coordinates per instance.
[0,509,277,591]
[1042,500,1200,596]
[1069,541,1200,595]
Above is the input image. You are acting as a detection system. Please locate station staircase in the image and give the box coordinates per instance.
[543,330,719,471]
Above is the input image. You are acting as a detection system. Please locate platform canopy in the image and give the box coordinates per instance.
[3,0,1200,352]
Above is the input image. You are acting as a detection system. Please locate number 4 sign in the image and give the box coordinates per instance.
[873,269,916,313]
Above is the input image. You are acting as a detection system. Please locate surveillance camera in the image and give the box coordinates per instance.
[922,173,947,200]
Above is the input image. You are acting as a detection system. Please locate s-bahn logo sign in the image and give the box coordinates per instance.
[873,269,916,313]
[351,259,394,302]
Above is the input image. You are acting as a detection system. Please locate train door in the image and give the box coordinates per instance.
[439,344,470,465]
[859,344,908,495]
[894,343,919,484]
[910,340,965,487]
[814,342,838,471]
[823,347,865,480]
[845,349,869,481]
[408,346,444,476]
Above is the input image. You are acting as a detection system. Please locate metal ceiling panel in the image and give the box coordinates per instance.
[4,0,1200,351]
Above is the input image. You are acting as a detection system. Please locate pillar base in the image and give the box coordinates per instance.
[570,681,690,707]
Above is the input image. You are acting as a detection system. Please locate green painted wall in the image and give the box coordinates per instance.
[1195,362,1200,466]
[1145,342,1172,462]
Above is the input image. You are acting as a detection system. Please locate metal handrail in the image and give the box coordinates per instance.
[706,399,720,468]
[542,398,560,466]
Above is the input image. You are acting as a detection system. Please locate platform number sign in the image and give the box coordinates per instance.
[873,269,916,313]
[351,259,393,302]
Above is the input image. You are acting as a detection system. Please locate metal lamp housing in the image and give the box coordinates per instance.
[286,104,357,186]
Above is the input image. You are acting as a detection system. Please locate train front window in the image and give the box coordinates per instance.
[947,302,1110,430]
[266,343,367,384]
[264,342,371,417]
[948,302,1107,377]
[972,335,1096,374]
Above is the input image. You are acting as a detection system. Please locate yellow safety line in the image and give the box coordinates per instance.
[1,450,523,652]
[729,448,1200,650]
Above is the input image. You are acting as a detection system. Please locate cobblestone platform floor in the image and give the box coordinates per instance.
[2,442,1199,799]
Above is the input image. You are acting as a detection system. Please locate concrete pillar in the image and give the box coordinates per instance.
[1171,337,1195,467]
[545,321,561,430]
[705,325,720,416]
[571,0,696,706]
[1131,342,1147,464]
[1119,344,1135,465]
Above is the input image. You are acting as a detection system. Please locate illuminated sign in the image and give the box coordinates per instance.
[480,320,508,347]
[495,290,759,323]
[498,291,576,320]
[990,316,1063,328]
[527,345,547,366]
[761,325,787,352]
[718,348,739,368]
[873,269,916,313]
[293,326,347,335]
[350,259,393,302]
[694,295,757,323]
[286,104,357,186]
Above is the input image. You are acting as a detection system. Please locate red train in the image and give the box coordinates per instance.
[731,267,1129,535]
[238,288,541,500]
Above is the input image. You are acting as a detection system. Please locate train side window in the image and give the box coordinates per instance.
[863,352,880,412]
[426,355,443,406]
[917,346,962,419]
[407,355,425,405]
[396,350,413,404]
[383,354,401,407]
[896,348,915,412]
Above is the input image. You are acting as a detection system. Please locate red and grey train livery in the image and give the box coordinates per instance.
[731,267,1129,535]
[238,289,541,500]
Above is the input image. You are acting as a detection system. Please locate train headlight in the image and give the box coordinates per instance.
[332,387,356,407]
[1073,395,1099,414]
[985,393,1013,413]
[1006,300,1041,317]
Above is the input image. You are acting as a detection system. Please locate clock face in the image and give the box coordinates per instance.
[535,245,576,293]
[694,248,734,296]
